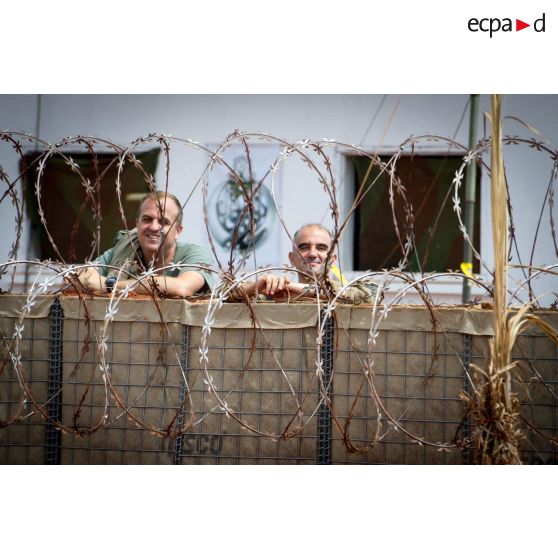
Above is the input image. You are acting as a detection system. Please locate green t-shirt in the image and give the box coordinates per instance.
[94,229,215,291]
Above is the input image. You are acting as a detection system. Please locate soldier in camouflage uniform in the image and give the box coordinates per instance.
[227,224,379,304]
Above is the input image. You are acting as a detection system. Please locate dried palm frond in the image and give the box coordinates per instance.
[463,96,558,464]
[473,94,523,464]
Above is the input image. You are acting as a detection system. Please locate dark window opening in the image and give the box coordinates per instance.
[353,154,481,273]
[21,149,160,263]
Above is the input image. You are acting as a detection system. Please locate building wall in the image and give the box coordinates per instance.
[1,94,556,302]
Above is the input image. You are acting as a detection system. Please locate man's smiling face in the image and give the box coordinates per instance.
[288,225,336,280]
[136,196,183,264]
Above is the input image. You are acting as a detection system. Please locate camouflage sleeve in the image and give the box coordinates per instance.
[215,280,270,303]
[331,278,381,304]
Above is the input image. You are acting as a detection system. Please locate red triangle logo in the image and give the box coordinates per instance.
[516,19,530,31]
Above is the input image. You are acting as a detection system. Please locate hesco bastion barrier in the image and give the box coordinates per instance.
[1,295,557,465]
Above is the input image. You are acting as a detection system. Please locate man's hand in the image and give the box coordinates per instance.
[234,274,294,298]
[256,274,291,296]
[232,274,312,300]
[73,267,106,291]
[268,281,312,300]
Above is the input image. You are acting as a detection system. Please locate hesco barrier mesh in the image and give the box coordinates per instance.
[0,295,556,464]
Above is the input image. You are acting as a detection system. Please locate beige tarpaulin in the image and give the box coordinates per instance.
[0,294,557,335]
[0,295,56,319]
[335,305,558,335]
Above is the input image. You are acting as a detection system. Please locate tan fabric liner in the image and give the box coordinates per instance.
[0,295,556,335]
[334,305,558,335]
[0,294,57,319]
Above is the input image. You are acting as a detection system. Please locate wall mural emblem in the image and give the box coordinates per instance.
[208,156,275,255]
[206,144,281,270]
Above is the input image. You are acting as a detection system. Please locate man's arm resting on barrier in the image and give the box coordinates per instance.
[127,271,205,297]
[77,267,205,297]
[228,274,313,301]
[230,274,307,300]
[226,273,381,303]
[238,274,290,297]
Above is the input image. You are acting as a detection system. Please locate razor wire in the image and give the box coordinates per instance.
[1,127,557,462]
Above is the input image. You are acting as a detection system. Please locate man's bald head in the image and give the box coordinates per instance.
[289,224,336,281]
[292,223,332,247]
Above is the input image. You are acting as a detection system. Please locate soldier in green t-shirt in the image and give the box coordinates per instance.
[78,191,214,297]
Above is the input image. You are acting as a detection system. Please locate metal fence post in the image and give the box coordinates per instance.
[45,298,63,465]
[174,324,189,465]
[462,333,472,465]
[317,311,334,464]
